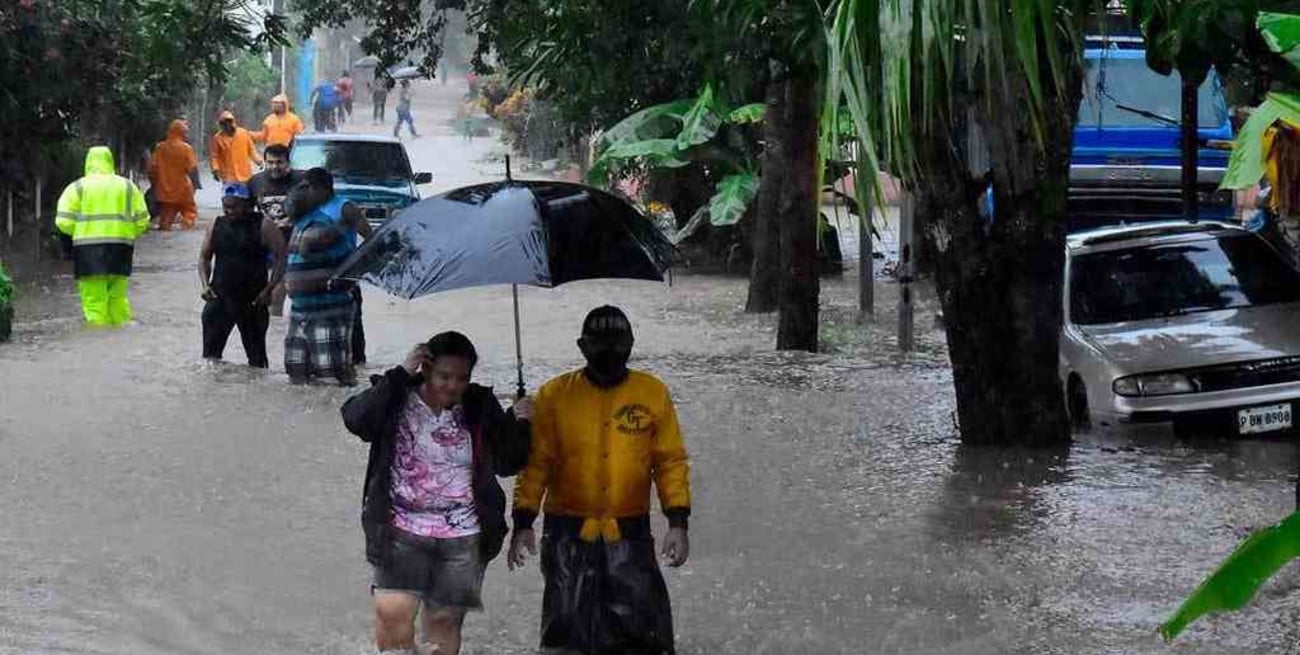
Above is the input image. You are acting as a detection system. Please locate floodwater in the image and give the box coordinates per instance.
[3,82,1300,655]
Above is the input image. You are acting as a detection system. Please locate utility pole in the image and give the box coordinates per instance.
[1180,70,1201,223]
[274,0,287,93]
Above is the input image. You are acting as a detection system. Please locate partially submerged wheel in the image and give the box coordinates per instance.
[1067,377,1090,431]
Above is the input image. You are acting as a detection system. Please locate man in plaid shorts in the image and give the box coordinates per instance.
[283,168,368,385]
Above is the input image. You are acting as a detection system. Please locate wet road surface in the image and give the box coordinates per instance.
[4,82,1300,654]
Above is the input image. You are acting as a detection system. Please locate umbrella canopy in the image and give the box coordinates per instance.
[353,55,381,68]
[389,66,422,80]
[334,181,677,299]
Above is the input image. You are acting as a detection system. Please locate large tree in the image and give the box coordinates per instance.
[828,0,1091,444]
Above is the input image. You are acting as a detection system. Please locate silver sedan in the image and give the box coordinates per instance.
[1060,221,1300,438]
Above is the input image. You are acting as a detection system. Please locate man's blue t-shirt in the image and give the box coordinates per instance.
[315,82,340,110]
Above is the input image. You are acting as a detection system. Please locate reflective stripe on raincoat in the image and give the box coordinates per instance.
[55,146,151,278]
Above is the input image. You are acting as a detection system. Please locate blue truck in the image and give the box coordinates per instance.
[1068,36,1236,230]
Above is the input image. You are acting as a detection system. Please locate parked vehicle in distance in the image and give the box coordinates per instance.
[1069,36,1235,231]
[1061,221,1300,439]
[291,133,432,227]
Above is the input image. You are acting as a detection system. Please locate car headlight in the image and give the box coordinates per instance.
[1112,373,1197,397]
[389,206,404,219]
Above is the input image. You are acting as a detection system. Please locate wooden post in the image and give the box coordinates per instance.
[858,169,874,322]
[897,191,915,351]
[34,177,43,261]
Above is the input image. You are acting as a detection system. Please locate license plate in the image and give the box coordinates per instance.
[1237,404,1293,434]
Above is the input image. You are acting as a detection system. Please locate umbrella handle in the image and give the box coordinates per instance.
[513,284,525,398]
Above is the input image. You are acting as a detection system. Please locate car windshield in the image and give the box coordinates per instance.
[292,141,412,186]
[1078,57,1227,128]
[1070,234,1300,325]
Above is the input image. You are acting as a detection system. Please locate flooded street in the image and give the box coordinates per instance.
[5,82,1300,655]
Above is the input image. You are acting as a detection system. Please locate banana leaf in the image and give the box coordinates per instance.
[677,83,723,150]
[727,103,767,124]
[1220,91,1300,190]
[596,100,694,151]
[708,172,759,226]
[1259,12,1300,70]
[1161,511,1300,641]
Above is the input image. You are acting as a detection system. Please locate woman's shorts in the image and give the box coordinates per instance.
[372,531,484,609]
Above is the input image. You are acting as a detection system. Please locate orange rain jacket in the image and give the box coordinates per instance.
[255,95,305,148]
[513,369,691,542]
[210,114,262,183]
[148,120,198,204]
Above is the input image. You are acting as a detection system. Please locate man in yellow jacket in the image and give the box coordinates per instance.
[254,94,304,148]
[55,146,151,327]
[509,305,691,655]
[210,110,262,184]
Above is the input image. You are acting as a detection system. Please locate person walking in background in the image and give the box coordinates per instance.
[148,119,199,231]
[198,183,287,368]
[370,71,391,125]
[210,111,262,184]
[393,80,419,139]
[337,70,354,125]
[340,334,534,655]
[254,94,304,148]
[310,78,341,133]
[247,143,305,317]
[282,168,367,385]
[54,146,151,327]
[508,305,691,655]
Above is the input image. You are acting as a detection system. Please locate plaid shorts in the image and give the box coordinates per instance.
[284,303,355,383]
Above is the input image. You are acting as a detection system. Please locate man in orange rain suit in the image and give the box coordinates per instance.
[254,94,304,148]
[210,110,262,184]
[148,119,199,230]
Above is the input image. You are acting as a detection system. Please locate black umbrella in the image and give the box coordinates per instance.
[333,171,677,395]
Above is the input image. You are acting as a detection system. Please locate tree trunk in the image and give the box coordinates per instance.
[745,78,785,313]
[776,74,821,351]
[914,43,1082,445]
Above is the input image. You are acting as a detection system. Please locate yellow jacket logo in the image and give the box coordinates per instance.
[614,404,653,436]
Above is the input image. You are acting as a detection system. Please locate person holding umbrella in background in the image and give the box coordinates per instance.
[394,80,419,139]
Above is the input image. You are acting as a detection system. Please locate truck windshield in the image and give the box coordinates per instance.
[292,141,413,186]
[1069,235,1300,325]
[1077,58,1228,129]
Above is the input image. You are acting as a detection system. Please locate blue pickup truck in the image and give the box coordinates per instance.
[1068,36,1235,229]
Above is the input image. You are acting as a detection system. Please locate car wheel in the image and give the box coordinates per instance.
[1067,377,1091,431]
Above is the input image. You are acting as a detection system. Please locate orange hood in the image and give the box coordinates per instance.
[167,119,188,140]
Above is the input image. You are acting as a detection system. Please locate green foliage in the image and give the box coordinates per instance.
[221,53,280,124]
[727,103,767,124]
[709,172,759,226]
[0,260,12,307]
[0,0,285,183]
[590,85,763,227]
[1128,0,1300,95]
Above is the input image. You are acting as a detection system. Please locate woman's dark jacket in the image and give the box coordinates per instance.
[341,366,531,564]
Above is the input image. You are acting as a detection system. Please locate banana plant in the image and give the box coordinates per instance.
[589,83,766,228]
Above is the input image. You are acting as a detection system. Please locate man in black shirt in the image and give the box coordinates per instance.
[247,144,304,316]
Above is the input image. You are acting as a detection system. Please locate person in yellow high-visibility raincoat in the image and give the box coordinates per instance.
[508,305,691,655]
[55,146,151,327]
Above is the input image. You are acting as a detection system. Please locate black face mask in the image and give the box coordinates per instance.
[579,336,632,388]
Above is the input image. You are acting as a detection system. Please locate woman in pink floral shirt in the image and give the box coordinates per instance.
[342,331,533,655]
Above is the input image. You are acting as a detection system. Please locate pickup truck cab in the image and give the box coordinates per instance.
[1069,36,1235,230]
[291,133,432,227]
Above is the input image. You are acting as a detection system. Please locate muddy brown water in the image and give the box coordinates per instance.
[3,80,1300,654]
